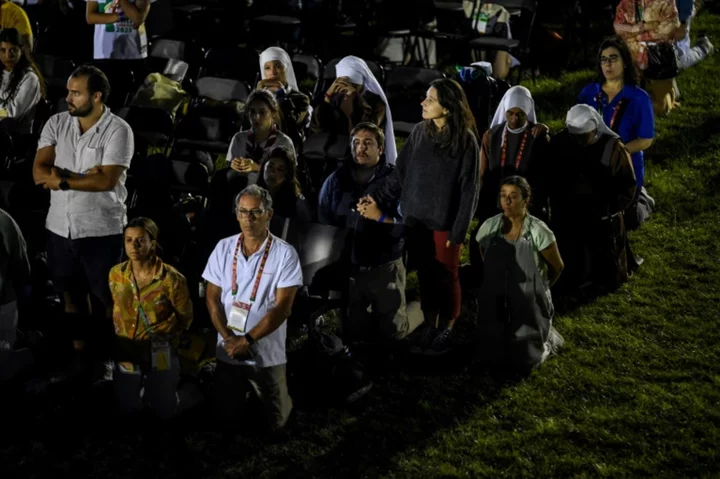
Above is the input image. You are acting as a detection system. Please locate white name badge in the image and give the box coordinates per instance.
[151,339,171,371]
[228,301,251,333]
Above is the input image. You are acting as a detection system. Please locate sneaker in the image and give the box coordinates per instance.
[410,325,439,353]
[547,327,564,355]
[423,328,454,356]
[698,36,715,56]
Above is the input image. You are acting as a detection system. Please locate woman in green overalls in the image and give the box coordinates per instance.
[475,176,565,372]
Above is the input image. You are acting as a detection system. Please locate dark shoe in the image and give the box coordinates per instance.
[423,328,454,356]
[410,324,439,353]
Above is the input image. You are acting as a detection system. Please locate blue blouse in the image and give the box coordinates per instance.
[578,83,654,188]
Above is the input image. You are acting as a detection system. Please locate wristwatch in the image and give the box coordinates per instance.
[59,179,70,191]
[244,333,256,345]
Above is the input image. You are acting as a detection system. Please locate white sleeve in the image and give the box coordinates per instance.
[277,246,303,289]
[202,240,229,289]
[102,124,134,167]
[7,72,40,120]
[37,114,59,150]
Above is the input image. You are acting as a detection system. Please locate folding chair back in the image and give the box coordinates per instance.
[200,47,260,86]
[385,66,445,134]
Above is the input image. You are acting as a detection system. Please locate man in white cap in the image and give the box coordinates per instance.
[311,55,397,165]
[548,104,637,293]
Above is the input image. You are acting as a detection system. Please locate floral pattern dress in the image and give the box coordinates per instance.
[614,0,681,70]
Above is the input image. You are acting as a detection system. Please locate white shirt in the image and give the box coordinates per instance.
[226,129,296,185]
[88,0,155,60]
[0,69,41,134]
[202,233,303,368]
[38,107,135,239]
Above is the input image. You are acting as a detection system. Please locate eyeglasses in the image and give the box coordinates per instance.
[352,139,378,149]
[600,55,621,65]
[237,208,266,218]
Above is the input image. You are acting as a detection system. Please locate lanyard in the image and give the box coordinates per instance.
[231,233,274,300]
[595,92,626,130]
[500,129,529,170]
[247,126,278,162]
[129,261,157,339]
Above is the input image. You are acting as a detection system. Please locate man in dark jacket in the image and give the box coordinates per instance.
[318,122,423,344]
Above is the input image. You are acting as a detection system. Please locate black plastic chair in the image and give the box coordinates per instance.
[116,106,175,156]
[33,54,75,110]
[385,66,445,136]
[292,53,323,98]
[198,47,260,86]
[466,0,539,82]
[173,77,250,155]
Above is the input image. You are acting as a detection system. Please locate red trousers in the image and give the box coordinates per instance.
[407,226,462,322]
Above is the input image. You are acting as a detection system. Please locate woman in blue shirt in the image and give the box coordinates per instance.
[578,36,654,191]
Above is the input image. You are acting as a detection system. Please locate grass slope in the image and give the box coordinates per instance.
[3,12,720,479]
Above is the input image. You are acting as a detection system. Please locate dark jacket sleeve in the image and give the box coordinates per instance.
[318,173,339,226]
[0,210,30,302]
[610,139,638,212]
[450,134,481,244]
[311,101,336,134]
[371,123,417,207]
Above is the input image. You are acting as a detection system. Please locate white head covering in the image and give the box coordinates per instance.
[490,85,537,131]
[566,104,619,140]
[335,56,397,165]
[259,47,299,92]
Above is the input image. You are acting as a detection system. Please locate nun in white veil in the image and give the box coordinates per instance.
[257,47,311,148]
[565,104,619,142]
[258,47,300,92]
[312,55,397,165]
[477,85,550,222]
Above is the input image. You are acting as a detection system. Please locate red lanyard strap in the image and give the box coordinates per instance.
[595,92,626,130]
[500,129,529,171]
[232,233,274,300]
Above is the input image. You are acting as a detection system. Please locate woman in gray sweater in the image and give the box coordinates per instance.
[364,78,480,355]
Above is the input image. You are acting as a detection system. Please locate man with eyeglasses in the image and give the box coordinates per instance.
[319,122,423,347]
[203,184,302,435]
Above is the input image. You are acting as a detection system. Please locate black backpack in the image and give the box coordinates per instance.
[456,66,510,135]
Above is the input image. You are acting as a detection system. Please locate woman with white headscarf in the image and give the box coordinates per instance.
[257,47,311,149]
[477,85,550,223]
[311,55,396,164]
[548,104,637,293]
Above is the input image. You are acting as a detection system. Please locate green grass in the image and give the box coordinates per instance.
[4,12,720,479]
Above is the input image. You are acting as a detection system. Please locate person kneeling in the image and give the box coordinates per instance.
[110,217,193,419]
[203,185,303,435]
[475,176,565,373]
[320,122,423,346]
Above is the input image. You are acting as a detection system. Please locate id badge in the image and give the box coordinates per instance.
[151,339,171,371]
[228,301,251,333]
[476,12,489,34]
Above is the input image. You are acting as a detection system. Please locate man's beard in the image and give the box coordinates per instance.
[68,102,93,117]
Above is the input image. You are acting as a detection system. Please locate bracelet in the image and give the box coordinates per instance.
[378,213,387,223]
[244,332,256,345]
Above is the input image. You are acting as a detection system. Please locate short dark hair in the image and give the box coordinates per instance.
[500,175,532,203]
[70,64,111,102]
[595,36,638,87]
[350,122,385,149]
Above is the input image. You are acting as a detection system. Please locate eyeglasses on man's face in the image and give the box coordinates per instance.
[238,208,267,218]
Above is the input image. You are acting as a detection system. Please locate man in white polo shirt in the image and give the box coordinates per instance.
[204,184,302,434]
[32,64,134,367]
